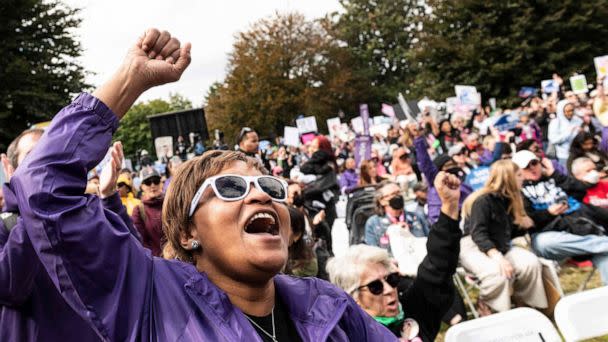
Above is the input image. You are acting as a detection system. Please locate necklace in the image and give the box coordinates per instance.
[245,307,277,342]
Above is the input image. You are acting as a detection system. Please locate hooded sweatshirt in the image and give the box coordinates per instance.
[548,100,582,160]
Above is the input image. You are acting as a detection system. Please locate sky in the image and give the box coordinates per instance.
[62,0,343,106]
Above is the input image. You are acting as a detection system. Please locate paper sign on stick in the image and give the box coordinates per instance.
[541,79,559,94]
[359,104,370,136]
[283,126,300,147]
[296,116,318,134]
[595,55,608,78]
[326,117,341,139]
[455,85,480,106]
[570,75,588,94]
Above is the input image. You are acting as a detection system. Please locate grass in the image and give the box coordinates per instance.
[435,264,607,342]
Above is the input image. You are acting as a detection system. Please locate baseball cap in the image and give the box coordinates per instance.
[448,145,465,157]
[117,174,132,190]
[140,167,161,182]
[512,150,539,169]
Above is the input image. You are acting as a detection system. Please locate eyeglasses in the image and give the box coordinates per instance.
[355,272,401,295]
[188,174,288,217]
[143,177,161,186]
[526,160,540,169]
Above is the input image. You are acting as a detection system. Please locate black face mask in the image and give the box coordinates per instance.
[388,195,405,210]
[293,193,305,208]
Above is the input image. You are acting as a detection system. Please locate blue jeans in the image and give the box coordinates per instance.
[531,231,608,284]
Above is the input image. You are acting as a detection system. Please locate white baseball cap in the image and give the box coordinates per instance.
[512,150,539,169]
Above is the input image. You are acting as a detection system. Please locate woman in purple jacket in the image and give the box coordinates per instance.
[4,28,395,341]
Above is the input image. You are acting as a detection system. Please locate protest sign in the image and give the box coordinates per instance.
[570,75,588,94]
[154,136,174,161]
[541,79,559,94]
[381,103,395,118]
[326,117,341,139]
[351,117,372,135]
[296,116,318,134]
[300,132,316,145]
[492,113,519,132]
[465,166,490,191]
[518,87,537,98]
[446,97,458,114]
[354,135,372,168]
[455,85,480,106]
[123,158,133,172]
[283,126,300,147]
[594,55,608,79]
[359,104,370,136]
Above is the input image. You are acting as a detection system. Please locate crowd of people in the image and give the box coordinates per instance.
[1,27,608,342]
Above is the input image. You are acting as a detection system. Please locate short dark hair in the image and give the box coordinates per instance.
[516,139,536,152]
[6,128,44,169]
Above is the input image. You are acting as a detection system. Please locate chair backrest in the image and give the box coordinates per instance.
[345,186,377,229]
[349,204,375,245]
[554,285,608,342]
[445,307,561,342]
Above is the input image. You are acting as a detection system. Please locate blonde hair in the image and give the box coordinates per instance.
[462,160,528,226]
[162,150,265,263]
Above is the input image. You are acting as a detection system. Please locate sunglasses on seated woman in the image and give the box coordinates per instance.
[188,174,288,217]
[355,272,401,295]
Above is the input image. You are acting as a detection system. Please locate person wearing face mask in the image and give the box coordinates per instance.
[572,157,608,208]
[364,183,429,253]
[329,172,463,341]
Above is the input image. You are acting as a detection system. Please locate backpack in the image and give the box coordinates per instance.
[1,212,18,232]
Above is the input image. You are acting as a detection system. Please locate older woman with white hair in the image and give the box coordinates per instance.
[328,173,463,342]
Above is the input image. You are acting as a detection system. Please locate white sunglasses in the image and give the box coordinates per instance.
[188,174,288,217]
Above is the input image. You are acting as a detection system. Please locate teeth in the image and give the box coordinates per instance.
[248,212,276,226]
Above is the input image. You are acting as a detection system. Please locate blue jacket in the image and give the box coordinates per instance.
[4,93,395,341]
[364,211,429,254]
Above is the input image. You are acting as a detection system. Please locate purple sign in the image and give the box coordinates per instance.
[354,135,372,168]
[359,104,370,136]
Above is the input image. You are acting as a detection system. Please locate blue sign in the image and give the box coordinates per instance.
[493,114,519,132]
[465,166,490,191]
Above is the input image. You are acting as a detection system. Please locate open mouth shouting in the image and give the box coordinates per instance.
[244,210,280,237]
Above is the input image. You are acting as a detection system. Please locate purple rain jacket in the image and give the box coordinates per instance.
[0,190,137,341]
[413,136,473,224]
[4,93,396,341]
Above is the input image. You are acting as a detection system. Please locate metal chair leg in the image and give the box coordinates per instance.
[453,274,479,319]
[577,267,597,292]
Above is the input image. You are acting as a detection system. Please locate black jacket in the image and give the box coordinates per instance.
[464,193,526,254]
[396,212,462,341]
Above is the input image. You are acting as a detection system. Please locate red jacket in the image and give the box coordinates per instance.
[583,181,608,208]
[132,195,165,256]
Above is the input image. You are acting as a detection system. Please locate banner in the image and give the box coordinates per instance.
[326,117,341,139]
[359,104,370,136]
[518,87,537,98]
[283,126,300,147]
[296,116,318,134]
[354,135,372,168]
[570,75,588,94]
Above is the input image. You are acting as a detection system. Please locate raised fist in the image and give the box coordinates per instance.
[434,171,460,219]
[124,28,192,92]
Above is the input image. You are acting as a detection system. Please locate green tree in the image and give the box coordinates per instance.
[0,0,88,150]
[410,0,608,106]
[205,13,368,144]
[331,0,426,103]
[114,94,192,161]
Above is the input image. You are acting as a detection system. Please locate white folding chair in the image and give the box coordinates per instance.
[445,307,561,342]
[554,285,608,342]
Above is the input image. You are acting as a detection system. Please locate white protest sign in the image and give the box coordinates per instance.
[570,75,588,94]
[326,117,341,138]
[446,97,458,114]
[154,136,174,161]
[296,116,318,134]
[351,117,373,135]
[369,124,390,137]
[541,79,559,94]
[283,126,300,147]
[595,55,608,79]
[455,85,480,106]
